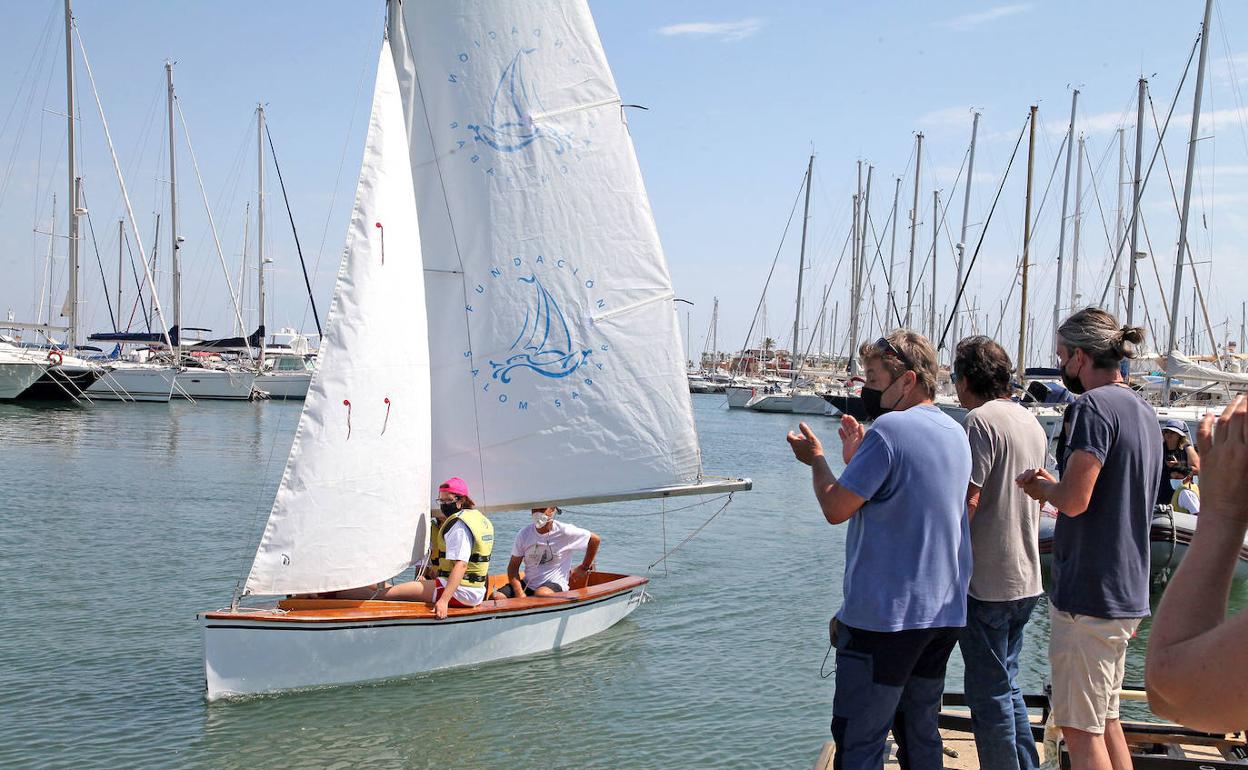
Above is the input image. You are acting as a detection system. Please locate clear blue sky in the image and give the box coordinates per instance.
[2,1,1245,362]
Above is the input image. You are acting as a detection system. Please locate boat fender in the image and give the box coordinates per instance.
[47,350,63,366]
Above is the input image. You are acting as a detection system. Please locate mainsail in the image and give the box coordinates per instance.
[244,39,431,596]
[389,0,739,511]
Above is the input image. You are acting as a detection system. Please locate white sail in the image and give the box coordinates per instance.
[389,0,726,511]
[244,40,431,596]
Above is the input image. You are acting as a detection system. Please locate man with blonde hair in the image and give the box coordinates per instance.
[788,329,972,770]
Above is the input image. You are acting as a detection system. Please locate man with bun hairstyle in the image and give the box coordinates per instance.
[1016,308,1161,770]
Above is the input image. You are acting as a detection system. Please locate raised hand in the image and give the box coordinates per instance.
[1015,467,1056,501]
[838,415,866,464]
[1196,395,1248,524]
[786,422,824,467]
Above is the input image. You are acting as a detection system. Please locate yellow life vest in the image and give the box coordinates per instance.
[430,509,493,587]
[1170,480,1200,515]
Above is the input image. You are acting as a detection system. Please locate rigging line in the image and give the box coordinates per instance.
[1146,91,1221,360]
[911,146,970,306]
[1215,2,1248,160]
[939,112,1030,351]
[1099,31,1202,305]
[401,13,491,508]
[1138,212,1173,329]
[730,168,807,374]
[1080,138,1123,294]
[177,98,253,357]
[79,182,117,332]
[0,3,58,213]
[123,227,149,330]
[647,493,735,572]
[561,495,731,519]
[265,122,323,338]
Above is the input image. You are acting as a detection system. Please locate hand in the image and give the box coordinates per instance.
[571,564,591,587]
[434,598,450,619]
[838,415,866,464]
[1015,467,1056,502]
[1196,395,1248,524]
[786,422,824,466]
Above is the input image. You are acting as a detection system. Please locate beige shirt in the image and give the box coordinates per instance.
[965,399,1047,601]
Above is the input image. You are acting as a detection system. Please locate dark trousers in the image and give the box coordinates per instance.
[832,622,961,770]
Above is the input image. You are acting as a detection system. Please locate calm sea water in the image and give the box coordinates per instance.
[0,394,1231,768]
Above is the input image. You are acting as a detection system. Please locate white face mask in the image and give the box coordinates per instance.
[1170,479,1183,491]
[532,510,554,528]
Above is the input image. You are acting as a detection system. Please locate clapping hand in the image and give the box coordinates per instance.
[1015,467,1056,502]
[838,415,866,464]
[1196,395,1248,524]
[786,422,824,466]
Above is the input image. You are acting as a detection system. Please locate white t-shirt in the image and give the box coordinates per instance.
[436,519,484,605]
[510,520,592,591]
[1176,488,1200,515]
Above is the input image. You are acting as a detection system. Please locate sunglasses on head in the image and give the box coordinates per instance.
[875,337,915,371]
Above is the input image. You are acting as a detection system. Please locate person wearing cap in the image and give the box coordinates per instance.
[786,329,972,770]
[325,477,494,619]
[491,506,601,599]
[1158,419,1200,507]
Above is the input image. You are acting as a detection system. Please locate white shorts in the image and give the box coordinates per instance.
[1049,607,1141,733]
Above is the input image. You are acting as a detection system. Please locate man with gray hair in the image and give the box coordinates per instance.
[787,329,972,770]
[1017,307,1159,770]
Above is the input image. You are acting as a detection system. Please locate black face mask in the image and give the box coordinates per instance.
[861,377,901,420]
[438,501,460,517]
[1060,356,1086,395]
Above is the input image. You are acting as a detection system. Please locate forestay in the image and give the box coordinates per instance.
[389,0,715,511]
[244,40,431,596]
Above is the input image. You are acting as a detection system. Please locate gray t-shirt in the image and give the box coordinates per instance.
[964,399,1047,602]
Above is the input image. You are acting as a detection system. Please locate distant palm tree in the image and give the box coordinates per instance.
[762,337,776,353]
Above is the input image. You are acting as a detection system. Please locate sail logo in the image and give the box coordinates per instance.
[468,255,608,412]
[447,29,592,181]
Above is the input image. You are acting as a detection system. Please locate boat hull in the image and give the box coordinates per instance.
[790,393,831,415]
[0,361,48,399]
[175,369,257,400]
[16,365,104,401]
[86,364,176,402]
[254,371,311,400]
[201,574,646,700]
[725,386,754,409]
[746,393,792,412]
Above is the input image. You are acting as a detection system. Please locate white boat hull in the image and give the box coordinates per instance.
[0,361,48,399]
[201,577,645,700]
[790,393,831,415]
[175,369,257,400]
[254,371,312,400]
[725,386,754,409]
[87,364,177,402]
[746,393,792,413]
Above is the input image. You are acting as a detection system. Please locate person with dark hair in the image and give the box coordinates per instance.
[1157,419,1200,506]
[787,329,971,770]
[952,336,1047,770]
[1016,307,1161,770]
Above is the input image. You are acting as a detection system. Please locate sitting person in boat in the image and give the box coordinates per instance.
[327,477,494,619]
[1157,419,1200,506]
[491,506,600,599]
[1167,465,1200,515]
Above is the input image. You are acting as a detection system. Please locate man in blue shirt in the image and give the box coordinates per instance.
[1018,308,1159,770]
[788,330,972,770]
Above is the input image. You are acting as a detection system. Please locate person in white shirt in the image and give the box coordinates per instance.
[492,507,601,598]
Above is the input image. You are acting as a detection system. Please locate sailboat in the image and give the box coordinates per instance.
[200,1,749,701]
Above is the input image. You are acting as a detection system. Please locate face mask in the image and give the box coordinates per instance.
[1170,479,1183,491]
[1061,354,1086,395]
[439,500,460,517]
[861,377,902,420]
[532,510,554,528]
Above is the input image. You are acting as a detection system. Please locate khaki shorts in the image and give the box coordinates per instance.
[1049,607,1141,734]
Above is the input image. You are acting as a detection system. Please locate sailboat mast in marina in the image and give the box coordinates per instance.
[201,0,750,700]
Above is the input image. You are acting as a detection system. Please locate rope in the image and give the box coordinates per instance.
[78,183,117,332]
[647,493,736,572]
[264,122,323,339]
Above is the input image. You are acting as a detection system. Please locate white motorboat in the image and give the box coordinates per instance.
[0,346,49,400]
[254,354,314,400]
[200,10,749,701]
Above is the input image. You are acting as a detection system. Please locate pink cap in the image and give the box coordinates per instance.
[438,477,469,497]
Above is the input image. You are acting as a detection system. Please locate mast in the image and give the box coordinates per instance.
[1164,0,1214,402]
[1126,78,1146,327]
[851,165,872,374]
[888,176,900,327]
[955,112,980,346]
[1113,127,1125,318]
[710,296,718,372]
[257,104,267,365]
[792,153,813,380]
[64,0,79,351]
[1053,89,1079,340]
[166,61,181,357]
[1071,135,1085,311]
[1019,106,1038,388]
[906,133,923,327]
[117,218,124,329]
[930,189,939,343]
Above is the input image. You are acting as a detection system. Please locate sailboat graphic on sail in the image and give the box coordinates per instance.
[490,274,591,383]
[199,0,749,700]
[469,48,571,155]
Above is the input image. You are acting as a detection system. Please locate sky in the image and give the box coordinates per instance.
[2,0,1246,366]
